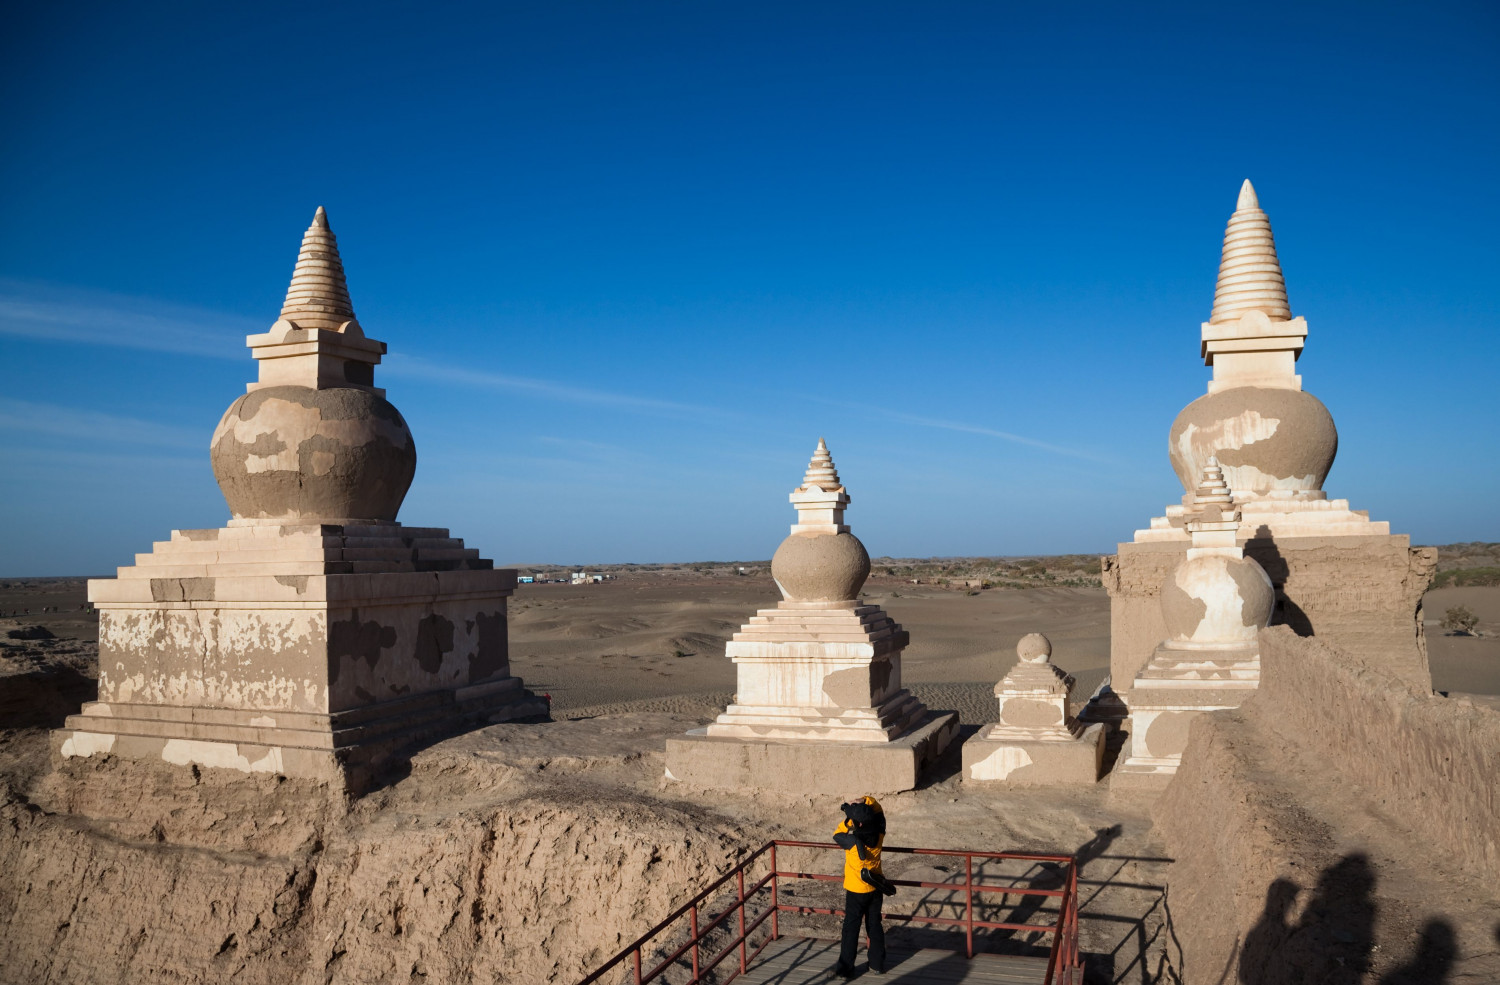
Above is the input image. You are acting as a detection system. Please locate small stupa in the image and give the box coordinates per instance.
[1101,181,1435,718]
[961,633,1105,785]
[54,208,546,789]
[664,440,957,794]
[1113,462,1274,786]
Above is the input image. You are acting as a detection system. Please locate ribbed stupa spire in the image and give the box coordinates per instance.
[1209,180,1291,324]
[797,437,844,492]
[1187,458,1242,535]
[1191,458,1233,509]
[280,206,356,330]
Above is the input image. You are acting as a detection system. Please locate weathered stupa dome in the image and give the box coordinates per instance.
[770,439,871,602]
[1168,181,1337,498]
[1160,462,1274,644]
[210,208,416,522]
[1168,385,1337,495]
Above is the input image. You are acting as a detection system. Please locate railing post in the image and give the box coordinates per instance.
[633,948,642,985]
[690,904,700,983]
[965,854,974,959]
[738,868,748,973]
[770,843,780,940]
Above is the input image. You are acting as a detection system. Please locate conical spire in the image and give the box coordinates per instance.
[1209,180,1291,324]
[798,437,844,492]
[1191,457,1233,509]
[280,206,356,330]
[1187,458,1241,532]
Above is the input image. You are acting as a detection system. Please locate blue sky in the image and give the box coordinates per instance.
[2,2,1497,575]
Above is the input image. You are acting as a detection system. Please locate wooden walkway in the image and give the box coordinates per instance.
[733,938,1050,985]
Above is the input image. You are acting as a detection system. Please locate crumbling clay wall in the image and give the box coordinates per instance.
[1251,627,1499,881]
[0,757,756,985]
[1151,626,1500,984]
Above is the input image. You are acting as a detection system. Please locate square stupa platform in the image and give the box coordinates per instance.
[54,521,546,789]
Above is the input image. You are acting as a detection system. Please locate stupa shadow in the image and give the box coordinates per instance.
[908,722,977,791]
[1244,525,1315,638]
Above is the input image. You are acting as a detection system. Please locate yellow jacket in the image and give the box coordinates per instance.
[834,797,885,893]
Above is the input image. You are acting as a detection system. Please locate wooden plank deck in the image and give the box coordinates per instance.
[734,937,1050,985]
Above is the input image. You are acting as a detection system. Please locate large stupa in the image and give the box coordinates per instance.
[53,208,546,789]
[664,440,957,794]
[1100,182,1435,727]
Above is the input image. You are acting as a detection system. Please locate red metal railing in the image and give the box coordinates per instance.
[575,840,1082,985]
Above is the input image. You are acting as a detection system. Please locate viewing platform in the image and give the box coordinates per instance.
[577,840,1082,985]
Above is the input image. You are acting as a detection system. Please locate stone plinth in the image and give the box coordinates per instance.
[962,726,1106,785]
[1110,687,1255,791]
[664,439,956,793]
[667,711,959,796]
[961,633,1105,785]
[53,208,545,791]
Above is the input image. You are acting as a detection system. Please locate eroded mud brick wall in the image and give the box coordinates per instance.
[1151,626,1500,982]
[1252,628,1499,882]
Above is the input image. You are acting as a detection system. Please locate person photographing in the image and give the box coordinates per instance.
[832,796,897,977]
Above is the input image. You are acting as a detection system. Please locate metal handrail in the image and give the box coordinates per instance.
[574,839,1083,985]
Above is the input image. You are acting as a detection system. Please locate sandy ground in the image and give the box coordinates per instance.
[1421,586,1500,698]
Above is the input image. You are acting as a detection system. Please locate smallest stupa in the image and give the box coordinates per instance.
[664,440,957,795]
[1113,460,1274,789]
[961,634,1106,785]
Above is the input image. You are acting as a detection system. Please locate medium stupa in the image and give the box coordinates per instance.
[1101,181,1434,733]
[664,440,957,794]
[54,208,545,789]
[1114,462,1274,786]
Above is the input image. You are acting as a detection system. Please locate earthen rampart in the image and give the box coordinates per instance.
[1252,625,1499,882]
[1152,625,1500,982]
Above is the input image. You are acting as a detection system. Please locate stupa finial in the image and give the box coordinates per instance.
[280,206,356,331]
[798,437,843,493]
[1209,179,1290,324]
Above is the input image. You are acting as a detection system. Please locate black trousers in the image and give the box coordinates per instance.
[839,889,885,970]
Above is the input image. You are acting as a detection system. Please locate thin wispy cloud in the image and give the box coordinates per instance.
[383,353,724,418]
[0,398,206,449]
[0,279,257,359]
[807,397,1116,464]
[0,281,730,423]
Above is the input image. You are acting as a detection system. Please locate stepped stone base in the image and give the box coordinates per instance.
[962,723,1106,785]
[56,519,544,792]
[1132,640,1261,688]
[53,679,547,791]
[664,710,959,796]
